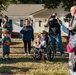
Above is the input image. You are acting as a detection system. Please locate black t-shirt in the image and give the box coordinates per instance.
[48,19,61,36]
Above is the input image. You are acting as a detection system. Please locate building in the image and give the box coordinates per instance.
[1,4,69,38]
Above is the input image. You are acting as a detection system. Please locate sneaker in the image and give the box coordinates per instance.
[67,62,74,70]
[62,54,64,57]
[28,53,30,56]
[24,53,27,56]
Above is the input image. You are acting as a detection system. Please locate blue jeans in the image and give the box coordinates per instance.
[50,36,64,55]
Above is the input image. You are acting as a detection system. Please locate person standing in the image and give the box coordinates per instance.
[67,6,76,75]
[20,19,34,56]
[2,29,11,62]
[68,6,76,38]
[1,15,12,38]
[45,13,64,56]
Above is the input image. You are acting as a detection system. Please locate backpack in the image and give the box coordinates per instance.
[66,34,76,53]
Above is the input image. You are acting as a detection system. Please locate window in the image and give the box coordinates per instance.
[39,20,42,27]
[20,19,23,27]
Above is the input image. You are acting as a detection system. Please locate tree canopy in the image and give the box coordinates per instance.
[0,0,44,12]
[0,0,76,22]
[0,0,19,12]
[0,0,76,12]
[44,0,76,12]
[44,0,76,22]
[18,0,44,4]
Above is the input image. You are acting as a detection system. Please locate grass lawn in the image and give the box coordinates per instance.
[0,38,70,75]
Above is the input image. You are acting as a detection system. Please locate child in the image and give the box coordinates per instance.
[34,30,46,49]
[2,29,11,62]
[33,30,46,61]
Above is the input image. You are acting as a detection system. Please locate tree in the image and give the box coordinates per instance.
[0,0,75,22]
[44,0,76,11]
[17,0,76,22]
[0,0,19,12]
[0,0,44,13]
[18,0,44,4]
[44,0,76,22]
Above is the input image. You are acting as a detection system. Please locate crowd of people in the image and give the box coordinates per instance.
[1,5,76,75]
